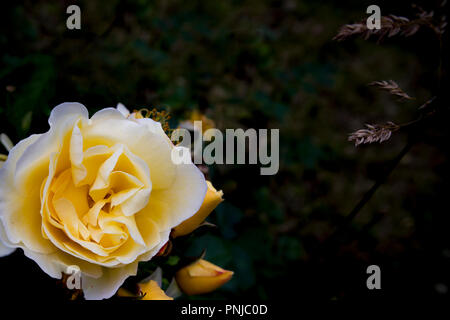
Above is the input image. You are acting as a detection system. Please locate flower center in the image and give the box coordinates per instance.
[46,169,128,253]
[40,142,152,264]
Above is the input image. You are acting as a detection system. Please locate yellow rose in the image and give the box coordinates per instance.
[172,181,223,238]
[0,103,207,299]
[175,259,233,295]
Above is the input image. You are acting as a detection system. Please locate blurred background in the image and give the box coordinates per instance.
[0,0,449,300]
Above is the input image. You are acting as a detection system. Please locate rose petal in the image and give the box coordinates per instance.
[138,154,207,230]
[82,262,138,300]
[83,111,176,189]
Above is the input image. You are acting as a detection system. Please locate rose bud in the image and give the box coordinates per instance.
[175,259,233,295]
[138,280,173,300]
[172,181,223,238]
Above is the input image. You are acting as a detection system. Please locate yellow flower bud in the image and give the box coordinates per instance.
[189,110,216,133]
[172,181,223,238]
[175,259,233,295]
[138,280,173,300]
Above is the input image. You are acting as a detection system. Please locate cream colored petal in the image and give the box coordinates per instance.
[135,118,167,138]
[137,197,171,231]
[138,159,207,231]
[0,103,89,254]
[48,102,89,127]
[0,241,14,257]
[41,219,122,267]
[91,107,127,122]
[83,113,176,189]
[82,262,138,300]
[47,199,109,257]
[22,247,102,280]
[19,103,88,185]
[0,221,14,257]
[0,134,56,254]
[116,103,130,118]
[110,188,140,208]
[53,198,81,238]
[100,211,145,246]
[136,229,170,262]
[76,145,110,186]
[135,214,161,248]
[119,187,151,217]
[89,145,124,201]
[105,239,145,265]
[99,228,167,268]
[70,121,87,185]
[82,199,108,226]
[119,146,152,188]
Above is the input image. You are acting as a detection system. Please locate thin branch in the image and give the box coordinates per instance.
[321,141,414,248]
[348,96,437,147]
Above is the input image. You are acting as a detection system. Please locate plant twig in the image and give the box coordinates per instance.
[348,96,437,147]
[348,121,399,146]
[321,141,413,249]
[334,15,429,42]
[369,80,414,100]
[334,8,446,43]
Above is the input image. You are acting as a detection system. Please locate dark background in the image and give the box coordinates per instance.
[0,0,449,301]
